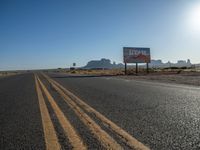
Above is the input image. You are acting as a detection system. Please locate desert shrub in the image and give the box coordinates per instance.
[177,70,182,74]
[71,71,76,74]
[164,67,179,69]
[180,67,187,69]
[170,67,179,69]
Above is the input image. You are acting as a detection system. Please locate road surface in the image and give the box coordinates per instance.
[1,73,200,150]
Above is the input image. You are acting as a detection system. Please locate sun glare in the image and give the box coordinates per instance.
[188,4,200,33]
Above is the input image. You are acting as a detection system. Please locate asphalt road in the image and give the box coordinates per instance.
[0,73,45,150]
[1,73,200,150]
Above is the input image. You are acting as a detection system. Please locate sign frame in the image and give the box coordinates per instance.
[123,47,151,63]
[123,47,151,75]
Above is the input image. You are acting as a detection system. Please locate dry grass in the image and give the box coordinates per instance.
[65,68,200,76]
[0,72,19,77]
[66,69,124,76]
[62,68,200,86]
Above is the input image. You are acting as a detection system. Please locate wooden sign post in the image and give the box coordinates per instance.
[125,63,127,75]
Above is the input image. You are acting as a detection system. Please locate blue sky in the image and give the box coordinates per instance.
[1,0,200,70]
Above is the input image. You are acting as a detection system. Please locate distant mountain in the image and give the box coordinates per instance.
[195,64,200,68]
[83,58,124,69]
[82,58,193,69]
[149,59,192,68]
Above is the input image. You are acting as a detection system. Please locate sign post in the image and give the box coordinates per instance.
[125,63,127,75]
[136,63,138,74]
[123,47,151,75]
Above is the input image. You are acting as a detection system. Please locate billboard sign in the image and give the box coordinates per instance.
[123,47,151,63]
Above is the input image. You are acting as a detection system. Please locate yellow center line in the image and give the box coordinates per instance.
[43,74,123,150]
[37,75,87,150]
[43,73,150,150]
[34,75,61,150]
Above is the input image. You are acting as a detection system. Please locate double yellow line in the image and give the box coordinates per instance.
[35,74,86,150]
[35,75,61,150]
[35,73,150,150]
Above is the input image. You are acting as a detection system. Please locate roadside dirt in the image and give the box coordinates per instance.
[117,72,200,86]
[55,69,200,86]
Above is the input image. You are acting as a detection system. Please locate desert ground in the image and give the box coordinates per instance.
[56,68,200,86]
[0,71,20,78]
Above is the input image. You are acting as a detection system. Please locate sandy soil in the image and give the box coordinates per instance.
[65,69,200,86]
[117,72,200,86]
[0,72,19,78]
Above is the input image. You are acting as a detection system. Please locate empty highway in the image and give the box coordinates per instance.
[1,73,200,150]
